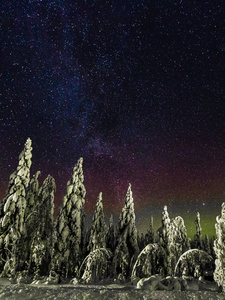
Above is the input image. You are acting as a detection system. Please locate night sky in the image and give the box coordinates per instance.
[1,0,224,238]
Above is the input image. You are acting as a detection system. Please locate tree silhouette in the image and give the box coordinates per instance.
[194,212,203,250]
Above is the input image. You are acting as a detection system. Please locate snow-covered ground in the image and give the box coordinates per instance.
[0,279,224,300]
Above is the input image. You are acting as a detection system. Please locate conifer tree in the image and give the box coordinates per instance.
[161,206,172,246]
[214,202,225,292]
[0,138,32,277]
[172,216,190,253]
[113,184,139,279]
[88,192,106,252]
[50,158,86,279]
[29,175,56,279]
[194,212,203,249]
[158,206,173,276]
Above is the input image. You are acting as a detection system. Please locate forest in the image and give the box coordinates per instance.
[0,138,224,293]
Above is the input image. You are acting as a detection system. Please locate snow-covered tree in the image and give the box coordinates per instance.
[160,206,173,246]
[88,192,106,252]
[113,184,139,279]
[214,202,225,292]
[174,249,214,278]
[167,216,190,273]
[0,138,32,277]
[157,206,173,276]
[131,243,166,280]
[172,216,190,253]
[194,212,203,250]
[1,138,32,232]
[50,158,86,280]
[79,248,112,284]
[29,175,55,279]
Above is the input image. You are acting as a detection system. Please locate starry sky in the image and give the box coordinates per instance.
[1,0,224,238]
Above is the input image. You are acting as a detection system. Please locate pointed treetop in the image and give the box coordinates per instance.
[74,157,83,171]
[195,212,202,230]
[39,175,56,193]
[71,157,85,186]
[118,183,136,228]
[125,184,132,202]
[23,137,32,156]
[34,170,41,180]
[25,138,32,148]
[93,192,104,220]
[162,206,170,224]
[96,192,103,206]
[127,183,132,194]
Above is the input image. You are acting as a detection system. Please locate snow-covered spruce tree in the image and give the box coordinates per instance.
[29,175,55,280]
[214,202,225,292]
[194,212,203,250]
[112,184,139,280]
[88,192,107,252]
[172,216,190,254]
[168,216,190,273]
[157,206,173,276]
[49,158,86,280]
[0,138,32,277]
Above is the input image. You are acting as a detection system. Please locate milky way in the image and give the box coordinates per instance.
[1,1,225,237]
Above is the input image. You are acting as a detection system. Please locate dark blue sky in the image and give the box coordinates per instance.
[1,0,224,236]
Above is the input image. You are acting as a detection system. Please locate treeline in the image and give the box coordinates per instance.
[0,139,224,292]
